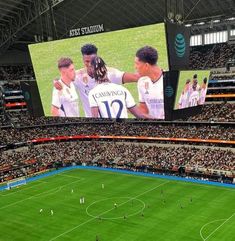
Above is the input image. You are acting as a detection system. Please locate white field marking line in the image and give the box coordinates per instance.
[49,181,169,241]
[200,212,235,241]
[29,186,63,199]
[86,197,146,220]
[86,169,235,191]
[28,178,84,199]
[200,219,226,241]
[0,171,80,196]
[0,178,83,210]
[58,174,85,180]
[204,213,235,241]
[0,182,44,197]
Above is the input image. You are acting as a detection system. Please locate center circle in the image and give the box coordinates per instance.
[86,197,145,220]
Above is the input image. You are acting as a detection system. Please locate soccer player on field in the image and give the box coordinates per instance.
[135,46,165,119]
[88,56,151,119]
[199,77,208,105]
[54,44,140,117]
[51,57,79,117]
[178,79,190,109]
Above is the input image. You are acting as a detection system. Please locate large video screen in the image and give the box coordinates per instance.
[29,23,168,119]
[174,70,210,110]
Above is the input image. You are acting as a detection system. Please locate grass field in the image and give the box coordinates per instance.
[0,169,234,241]
[29,23,168,117]
[174,70,210,110]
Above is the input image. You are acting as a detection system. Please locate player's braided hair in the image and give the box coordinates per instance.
[91,56,109,83]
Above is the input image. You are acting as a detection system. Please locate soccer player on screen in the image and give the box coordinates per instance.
[135,46,165,119]
[188,82,200,107]
[54,44,140,117]
[199,77,207,105]
[189,74,200,94]
[51,57,79,117]
[178,79,190,109]
[88,56,151,119]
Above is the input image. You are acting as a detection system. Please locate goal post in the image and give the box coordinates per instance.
[6,177,27,190]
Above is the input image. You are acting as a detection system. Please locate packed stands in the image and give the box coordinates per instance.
[0,42,234,186]
[187,103,235,122]
[0,65,34,81]
[189,43,235,69]
[0,141,234,184]
[0,120,234,144]
[206,70,235,102]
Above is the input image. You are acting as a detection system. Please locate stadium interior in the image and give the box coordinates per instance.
[0,0,234,241]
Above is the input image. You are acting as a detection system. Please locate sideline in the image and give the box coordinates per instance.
[0,165,234,192]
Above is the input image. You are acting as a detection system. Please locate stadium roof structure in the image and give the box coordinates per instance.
[0,0,235,56]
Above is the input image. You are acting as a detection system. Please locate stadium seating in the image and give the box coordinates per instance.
[189,43,235,69]
[1,141,234,184]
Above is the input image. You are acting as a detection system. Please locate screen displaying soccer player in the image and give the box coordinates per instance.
[29,23,168,118]
[174,70,210,110]
[51,57,79,117]
[88,56,151,119]
[135,46,165,119]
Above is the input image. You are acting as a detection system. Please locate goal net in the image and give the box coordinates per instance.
[6,177,27,190]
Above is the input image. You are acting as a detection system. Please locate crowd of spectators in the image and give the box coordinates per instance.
[0,141,234,183]
[207,71,235,95]
[0,44,234,186]
[189,43,235,69]
[0,102,234,127]
[1,81,21,92]
[0,65,34,81]
[210,73,235,81]
[187,103,235,122]
[0,120,234,146]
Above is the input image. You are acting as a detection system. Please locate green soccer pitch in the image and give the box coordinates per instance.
[0,169,234,241]
[29,23,168,117]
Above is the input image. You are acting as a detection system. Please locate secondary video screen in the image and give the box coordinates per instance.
[29,23,168,119]
[174,70,210,110]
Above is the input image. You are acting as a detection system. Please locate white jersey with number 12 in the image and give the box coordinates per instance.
[88,82,136,118]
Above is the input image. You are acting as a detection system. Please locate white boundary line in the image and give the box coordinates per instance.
[0,181,44,197]
[200,219,226,241]
[200,212,235,241]
[86,197,146,220]
[0,178,84,210]
[49,181,169,241]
